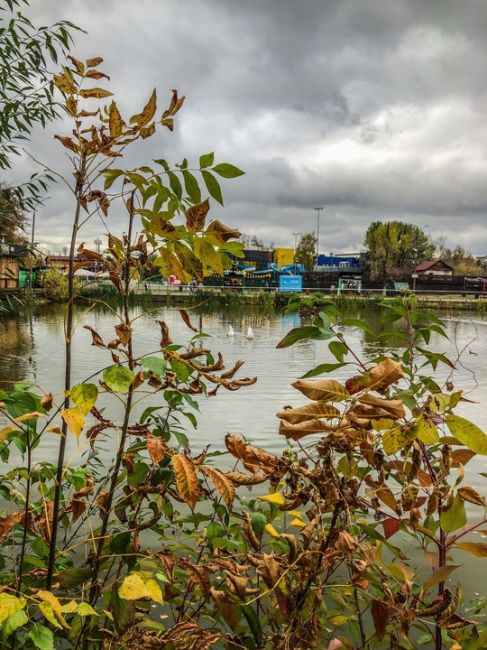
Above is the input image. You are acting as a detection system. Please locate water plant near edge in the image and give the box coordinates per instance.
[0,58,485,650]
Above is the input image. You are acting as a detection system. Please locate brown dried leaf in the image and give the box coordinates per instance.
[199,465,235,511]
[186,199,210,233]
[279,418,333,440]
[225,434,281,474]
[0,511,24,542]
[40,393,54,411]
[292,378,349,401]
[458,486,485,506]
[225,471,269,486]
[347,359,404,395]
[157,320,172,348]
[371,599,390,640]
[358,394,406,419]
[206,219,241,242]
[277,402,340,424]
[179,308,198,332]
[115,323,132,346]
[171,454,201,510]
[54,135,79,153]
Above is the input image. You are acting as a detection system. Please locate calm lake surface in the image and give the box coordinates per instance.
[1,302,487,468]
[1,301,487,598]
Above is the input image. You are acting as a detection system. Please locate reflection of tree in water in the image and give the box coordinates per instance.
[0,313,33,386]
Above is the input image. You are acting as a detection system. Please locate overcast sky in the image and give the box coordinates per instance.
[11,0,487,254]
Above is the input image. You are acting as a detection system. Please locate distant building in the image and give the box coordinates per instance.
[415,260,454,277]
[0,242,27,289]
[315,254,362,272]
[273,247,295,267]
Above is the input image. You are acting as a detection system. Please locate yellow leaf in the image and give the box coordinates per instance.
[0,426,16,443]
[15,411,44,422]
[109,101,124,139]
[264,523,280,538]
[36,590,69,629]
[258,491,286,506]
[130,88,157,128]
[290,518,306,528]
[118,573,163,604]
[61,407,85,437]
[79,87,113,99]
[288,509,303,520]
[39,601,62,629]
[0,593,26,625]
[60,600,78,613]
[144,579,163,605]
[119,573,147,600]
[455,542,487,557]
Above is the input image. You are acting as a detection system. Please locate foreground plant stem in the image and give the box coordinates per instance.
[46,154,86,588]
[82,193,137,647]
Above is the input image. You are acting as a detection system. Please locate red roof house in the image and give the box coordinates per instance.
[414,260,453,276]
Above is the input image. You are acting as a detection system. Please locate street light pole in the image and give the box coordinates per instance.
[292,232,300,253]
[313,207,323,257]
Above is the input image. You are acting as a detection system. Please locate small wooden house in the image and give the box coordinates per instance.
[414,260,454,277]
[0,243,26,289]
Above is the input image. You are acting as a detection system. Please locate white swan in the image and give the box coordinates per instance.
[227,325,235,337]
[246,326,254,339]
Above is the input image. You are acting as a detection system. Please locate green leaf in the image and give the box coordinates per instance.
[422,564,460,594]
[140,356,167,377]
[276,325,332,349]
[103,365,135,393]
[250,512,267,537]
[300,363,344,379]
[212,163,245,178]
[446,415,487,455]
[57,568,92,589]
[413,416,439,444]
[199,152,214,168]
[167,171,182,199]
[76,602,98,617]
[3,609,28,637]
[202,170,224,206]
[103,169,124,190]
[29,623,54,650]
[329,340,348,363]
[440,495,467,533]
[70,383,98,415]
[182,170,201,203]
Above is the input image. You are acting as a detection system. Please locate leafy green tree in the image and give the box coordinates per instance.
[0,183,27,242]
[295,232,317,271]
[436,243,484,275]
[0,1,81,206]
[364,220,435,284]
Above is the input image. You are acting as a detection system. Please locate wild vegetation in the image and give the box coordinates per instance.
[0,53,485,650]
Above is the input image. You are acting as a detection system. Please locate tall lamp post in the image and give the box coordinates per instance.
[313,207,323,258]
[292,232,300,255]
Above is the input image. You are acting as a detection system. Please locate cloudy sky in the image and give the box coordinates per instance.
[11,0,487,254]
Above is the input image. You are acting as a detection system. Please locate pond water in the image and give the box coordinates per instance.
[1,302,486,466]
[0,301,486,599]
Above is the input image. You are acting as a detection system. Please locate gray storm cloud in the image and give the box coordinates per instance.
[9,0,487,254]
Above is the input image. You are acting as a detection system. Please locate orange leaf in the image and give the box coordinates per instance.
[146,434,167,466]
[171,454,200,510]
